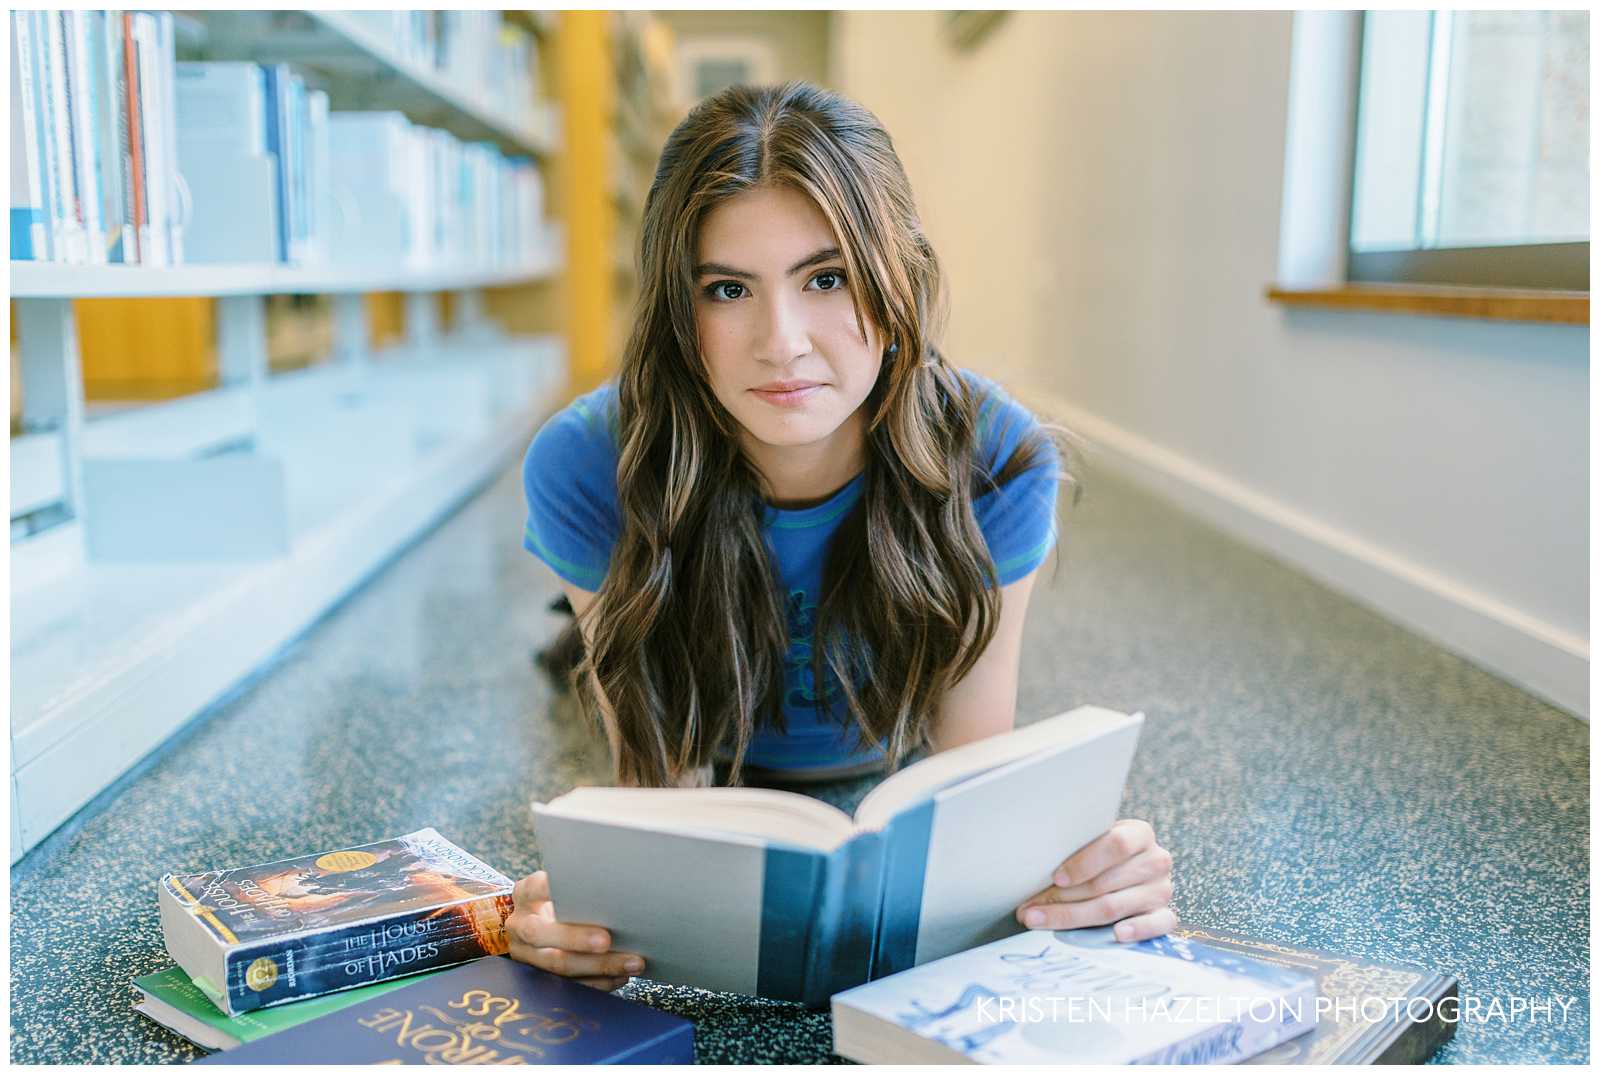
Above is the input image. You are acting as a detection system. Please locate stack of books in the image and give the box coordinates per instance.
[10,10,182,265]
[323,111,545,272]
[342,10,540,113]
[153,828,517,1017]
[171,65,545,269]
[172,61,329,266]
[139,828,695,1063]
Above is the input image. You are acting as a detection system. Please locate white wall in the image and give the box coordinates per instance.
[831,11,1588,716]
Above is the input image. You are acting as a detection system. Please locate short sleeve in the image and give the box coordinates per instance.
[970,376,1060,587]
[521,387,622,592]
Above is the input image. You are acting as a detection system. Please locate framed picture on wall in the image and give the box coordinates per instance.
[676,36,778,102]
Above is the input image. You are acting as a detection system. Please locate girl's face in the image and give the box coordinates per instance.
[693,184,885,463]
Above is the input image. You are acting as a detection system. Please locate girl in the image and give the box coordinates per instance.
[510,81,1174,992]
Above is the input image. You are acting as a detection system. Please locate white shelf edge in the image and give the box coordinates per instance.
[8,252,560,299]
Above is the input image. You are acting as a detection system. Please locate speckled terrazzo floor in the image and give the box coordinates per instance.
[8,446,1590,1064]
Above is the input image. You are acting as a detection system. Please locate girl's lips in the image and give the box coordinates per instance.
[750,384,823,407]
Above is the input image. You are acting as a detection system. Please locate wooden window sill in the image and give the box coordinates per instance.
[1266,283,1588,325]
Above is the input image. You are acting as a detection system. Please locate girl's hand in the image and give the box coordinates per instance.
[506,870,646,991]
[1015,819,1176,942]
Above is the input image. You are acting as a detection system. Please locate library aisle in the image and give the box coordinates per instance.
[7,453,1588,1063]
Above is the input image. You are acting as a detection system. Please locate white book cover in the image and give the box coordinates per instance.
[174,63,267,155]
[832,927,1319,1064]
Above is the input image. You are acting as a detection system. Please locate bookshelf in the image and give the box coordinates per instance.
[185,10,560,158]
[9,10,569,862]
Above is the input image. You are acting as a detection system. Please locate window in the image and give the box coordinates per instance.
[1348,10,1587,289]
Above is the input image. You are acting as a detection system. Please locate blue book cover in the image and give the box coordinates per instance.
[197,956,695,1065]
[158,828,515,1015]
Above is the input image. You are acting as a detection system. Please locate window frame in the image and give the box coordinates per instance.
[1343,10,1589,292]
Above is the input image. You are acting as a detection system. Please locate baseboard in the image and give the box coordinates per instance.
[1026,390,1589,721]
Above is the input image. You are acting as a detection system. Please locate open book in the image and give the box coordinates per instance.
[531,705,1144,1008]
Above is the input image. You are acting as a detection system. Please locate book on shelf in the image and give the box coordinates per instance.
[10,10,546,272]
[9,10,176,266]
[194,956,696,1065]
[133,964,447,1052]
[532,705,1145,1008]
[1166,923,1460,1064]
[830,926,1319,1064]
[157,828,515,1016]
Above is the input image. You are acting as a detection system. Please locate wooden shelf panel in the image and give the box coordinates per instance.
[1266,283,1588,325]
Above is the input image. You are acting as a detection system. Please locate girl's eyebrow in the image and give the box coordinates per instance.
[694,247,842,280]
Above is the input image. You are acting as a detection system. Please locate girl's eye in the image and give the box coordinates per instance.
[701,271,848,303]
[705,281,745,301]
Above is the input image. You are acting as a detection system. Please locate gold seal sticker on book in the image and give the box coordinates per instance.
[245,957,279,992]
[317,850,378,872]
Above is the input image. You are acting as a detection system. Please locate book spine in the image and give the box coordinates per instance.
[867,798,936,980]
[289,75,309,262]
[45,12,86,263]
[160,12,182,262]
[261,64,288,262]
[10,12,50,260]
[799,830,888,1008]
[133,14,167,266]
[754,845,825,1004]
[220,894,514,1015]
[89,11,123,263]
[121,12,143,264]
[66,11,105,264]
[103,11,129,263]
[1368,976,1459,1064]
[1135,979,1319,1065]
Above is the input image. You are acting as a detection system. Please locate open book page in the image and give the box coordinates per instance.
[910,710,1144,966]
[533,785,858,852]
[854,706,1143,831]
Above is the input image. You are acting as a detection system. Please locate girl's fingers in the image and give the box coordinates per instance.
[1025,846,1173,907]
[1108,904,1179,943]
[508,937,645,980]
[1051,819,1155,889]
[507,911,612,955]
[512,871,551,910]
[1016,876,1174,932]
[577,976,632,992]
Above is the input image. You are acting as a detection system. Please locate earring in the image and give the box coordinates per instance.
[886,342,899,356]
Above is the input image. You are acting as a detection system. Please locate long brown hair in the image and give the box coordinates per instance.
[575,81,1080,787]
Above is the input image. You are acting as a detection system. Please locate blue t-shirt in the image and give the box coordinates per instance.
[521,370,1058,773]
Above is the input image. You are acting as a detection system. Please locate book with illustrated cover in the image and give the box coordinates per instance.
[1167,924,1460,1064]
[533,706,1144,1008]
[831,926,1319,1064]
[157,828,514,1016]
[133,965,447,1052]
[196,956,695,1065]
